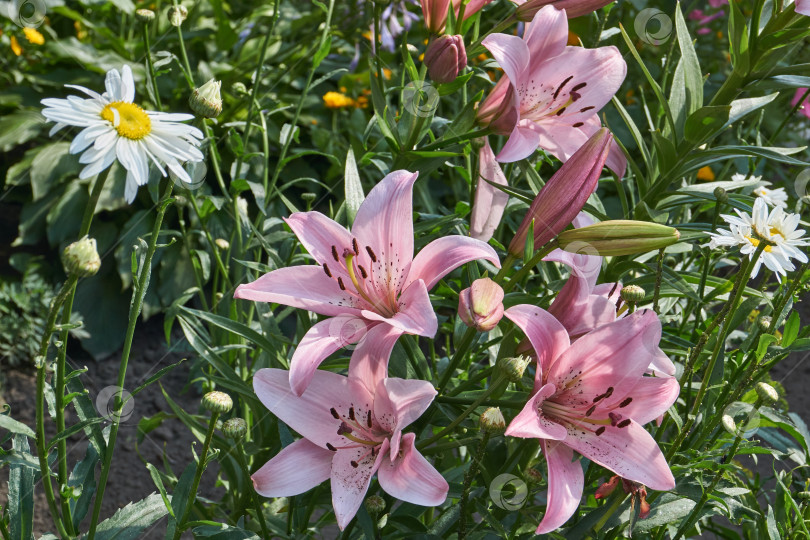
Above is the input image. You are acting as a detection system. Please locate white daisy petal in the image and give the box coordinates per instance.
[121,65,135,103]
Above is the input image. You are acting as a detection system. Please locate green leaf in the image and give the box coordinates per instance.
[728,0,750,73]
[0,412,36,438]
[675,3,703,116]
[69,444,99,530]
[94,493,172,540]
[344,147,364,224]
[782,311,800,347]
[0,111,44,152]
[313,35,332,69]
[30,142,79,201]
[684,106,731,144]
[9,435,35,540]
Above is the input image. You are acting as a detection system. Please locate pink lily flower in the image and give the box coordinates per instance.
[252,369,448,529]
[792,88,810,120]
[421,0,493,34]
[478,6,627,175]
[503,305,679,534]
[689,9,724,35]
[512,0,615,21]
[709,0,727,6]
[798,0,810,16]
[234,170,500,395]
[470,138,509,241]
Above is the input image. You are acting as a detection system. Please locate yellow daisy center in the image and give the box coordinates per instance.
[100,101,152,140]
[745,236,773,252]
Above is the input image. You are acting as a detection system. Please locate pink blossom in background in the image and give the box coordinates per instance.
[689,8,725,35]
[235,170,500,395]
[252,369,448,529]
[792,88,810,119]
[503,306,679,534]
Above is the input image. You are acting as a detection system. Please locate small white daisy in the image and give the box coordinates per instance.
[753,182,789,209]
[731,173,761,183]
[41,65,203,203]
[707,198,808,280]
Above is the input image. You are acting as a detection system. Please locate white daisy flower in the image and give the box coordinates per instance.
[707,198,808,280]
[731,173,761,183]
[752,182,789,209]
[41,65,204,203]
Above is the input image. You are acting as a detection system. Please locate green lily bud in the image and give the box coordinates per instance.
[62,236,101,277]
[557,220,680,256]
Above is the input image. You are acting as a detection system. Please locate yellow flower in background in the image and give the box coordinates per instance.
[382,68,392,80]
[323,91,355,109]
[23,27,44,45]
[697,166,715,181]
[625,89,636,106]
[75,21,88,40]
[10,35,22,56]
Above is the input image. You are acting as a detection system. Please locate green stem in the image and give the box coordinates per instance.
[141,22,162,110]
[418,128,491,152]
[173,412,219,539]
[438,327,477,392]
[235,440,270,539]
[502,242,559,294]
[34,277,77,540]
[87,182,174,540]
[458,433,491,539]
[652,248,665,313]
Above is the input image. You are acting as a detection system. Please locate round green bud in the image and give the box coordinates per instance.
[135,9,155,22]
[620,285,646,303]
[62,236,101,277]
[301,193,317,202]
[796,491,810,500]
[497,355,530,383]
[202,391,233,413]
[215,238,230,250]
[189,78,222,118]
[168,5,188,26]
[479,407,506,434]
[524,468,544,485]
[365,495,385,517]
[755,382,779,404]
[232,82,248,95]
[222,417,247,439]
[714,187,729,204]
[721,414,737,435]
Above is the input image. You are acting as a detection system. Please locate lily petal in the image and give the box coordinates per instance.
[470,139,510,241]
[505,383,567,440]
[289,316,370,396]
[535,440,584,535]
[496,121,542,163]
[481,33,530,93]
[374,378,437,458]
[504,305,569,388]
[285,211,356,269]
[348,323,405,394]
[523,5,568,61]
[406,237,501,291]
[252,439,332,497]
[234,266,361,317]
[378,433,449,506]
[608,376,680,426]
[331,438,388,530]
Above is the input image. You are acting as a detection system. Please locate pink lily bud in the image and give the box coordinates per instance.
[424,35,467,84]
[513,0,615,21]
[508,128,612,256]
[458,277,505,331]
[476,80,518,135]
[421,0,452,34]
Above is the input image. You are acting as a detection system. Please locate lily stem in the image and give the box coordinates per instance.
[458,432,491,540]
[173,411,219,539]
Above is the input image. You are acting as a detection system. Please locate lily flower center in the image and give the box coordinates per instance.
[322,240,398,317]
[326,405,386,463]
[539,386,636,437]
[100,101,152,140]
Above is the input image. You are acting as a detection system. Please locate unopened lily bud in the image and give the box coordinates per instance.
[62,236,101,277]
[424,35,467,84]
[190,78,222,118]
[215,238,229,250]
[515,0,614,21]
[557,220,680,257]
[497,355,530,383]
[458,278,504,332]
[755,382,779,404]
[168,5,188,26]
[135,8,155,22]
[721,414,737,434]
[757,315,771,332]
[365,495,385,517]
[222,417,247,439]
[714,186,728,204]
[620,285,646,303]
[479,407,506,434]
[232,82,248,95]
[202,391,233,413]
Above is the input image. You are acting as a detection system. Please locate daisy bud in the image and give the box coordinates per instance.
[365,495,385,517]
[479,407,506,434]
[168,5,188,26]
[515,0,614,21]
[135,9,155,22]
[222,417,247,439]
[406,43,419,56]
[620,285,646,303]
[721,414,737,435]
[301,193,317,203]
[202,391,233,413]
[458,278,504,332]
[215,238,230,250]
[797,491,810,500]
[524,468,544,485]
[714,186,729,204]
[62,236,101,278]
[190,78,222,118]
[424,35,467,84]
[757,316,771,333]
[755,382,779,404]
[497,355,530,383]
[232,82,248,95]
[557,220,680,257]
